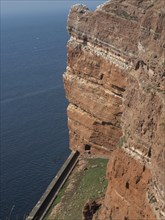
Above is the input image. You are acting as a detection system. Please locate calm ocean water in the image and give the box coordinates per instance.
[0,1,105,219]
[1,11,70,219]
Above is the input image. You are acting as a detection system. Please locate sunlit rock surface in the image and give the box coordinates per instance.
[63,0,165,219]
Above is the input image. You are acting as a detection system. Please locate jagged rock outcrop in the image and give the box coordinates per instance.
[64,0,165,219]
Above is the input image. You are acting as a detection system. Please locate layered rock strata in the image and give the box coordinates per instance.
[64,4,127,156]
[63,0,165,219]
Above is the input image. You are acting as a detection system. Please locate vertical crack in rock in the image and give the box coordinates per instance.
[63,0,165,219]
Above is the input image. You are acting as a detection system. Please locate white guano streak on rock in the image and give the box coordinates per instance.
[69,36,133,70]
[123,146,151,165]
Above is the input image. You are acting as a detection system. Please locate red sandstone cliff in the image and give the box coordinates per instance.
[63,0,165,219]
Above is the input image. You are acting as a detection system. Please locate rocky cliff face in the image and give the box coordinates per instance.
[63,0,165,219]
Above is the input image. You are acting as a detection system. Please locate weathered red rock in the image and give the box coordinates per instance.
[64,4,128,156]
[64,0,165,219]
[99,149,156,220]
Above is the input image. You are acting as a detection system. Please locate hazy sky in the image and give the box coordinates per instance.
[1,0,106,17]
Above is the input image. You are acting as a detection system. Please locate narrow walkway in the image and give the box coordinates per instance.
[26,151,79,220]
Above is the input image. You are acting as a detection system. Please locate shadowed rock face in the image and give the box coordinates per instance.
[63,0,165,219]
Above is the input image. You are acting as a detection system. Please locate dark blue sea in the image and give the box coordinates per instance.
[0,1,105,219]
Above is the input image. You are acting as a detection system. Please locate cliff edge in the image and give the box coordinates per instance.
[63,0,165,219]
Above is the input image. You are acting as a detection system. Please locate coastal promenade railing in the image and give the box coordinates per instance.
[26,150,80,220]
